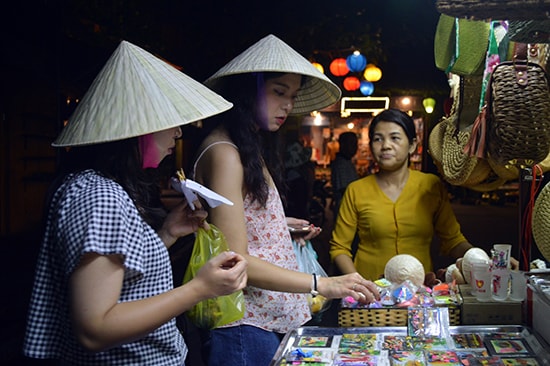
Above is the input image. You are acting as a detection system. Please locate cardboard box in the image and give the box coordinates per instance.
[459,284,523,325]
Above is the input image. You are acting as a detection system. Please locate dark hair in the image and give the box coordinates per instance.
[198,72,298,207]
[368,108,417,144]
[53,138,168,230]
[338,132,358,159]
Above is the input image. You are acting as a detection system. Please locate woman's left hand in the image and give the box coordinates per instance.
[158,199,209,247]
[286,217,322,246]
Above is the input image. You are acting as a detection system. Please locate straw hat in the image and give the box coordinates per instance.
[204,34,341,115]
[428,118,446,171]
[533,182,550,262]
[53,40,233,147]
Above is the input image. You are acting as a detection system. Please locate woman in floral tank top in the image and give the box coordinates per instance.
[192,34,380,366]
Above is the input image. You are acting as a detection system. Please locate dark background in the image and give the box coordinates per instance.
[1,1,529,365]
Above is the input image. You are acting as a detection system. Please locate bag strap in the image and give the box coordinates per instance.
[513,42,534,87]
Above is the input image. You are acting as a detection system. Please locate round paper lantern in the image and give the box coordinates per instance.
[312,62,324,74]
[363,64,382,82]
[346,51,367,72]
[423,97,436,114]
[359,81,374,96]
[329,58,349,77]
[384,254,425,289]
[343,76,360,91]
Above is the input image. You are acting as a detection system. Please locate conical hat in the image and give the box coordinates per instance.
[53,40,233,147]
[204,34,341,115]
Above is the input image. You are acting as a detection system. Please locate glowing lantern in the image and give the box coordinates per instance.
[363,64,382,82]
[329,58,349,77]
[423,97,436,114]
[359,81,374,96]
[343,76,360,91]
[312,62,324,74]
[346,51,367,72]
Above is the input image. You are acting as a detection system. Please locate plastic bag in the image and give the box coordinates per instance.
[183,224,245,329]
[292,240,331,315]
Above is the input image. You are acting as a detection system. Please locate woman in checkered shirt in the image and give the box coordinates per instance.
[23,41,247,366]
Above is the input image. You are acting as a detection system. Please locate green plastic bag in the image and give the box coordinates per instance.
[183,224,245,329]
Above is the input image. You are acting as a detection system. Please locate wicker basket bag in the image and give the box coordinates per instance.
[487,43,550,167]
[436,0,550,20]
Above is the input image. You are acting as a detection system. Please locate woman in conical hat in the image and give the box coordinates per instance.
[23,40,247,366]
[192,34,380,365]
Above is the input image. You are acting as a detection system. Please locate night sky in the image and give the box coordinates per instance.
[3,0,449,100]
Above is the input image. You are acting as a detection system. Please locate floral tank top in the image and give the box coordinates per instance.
[193,141,311,333]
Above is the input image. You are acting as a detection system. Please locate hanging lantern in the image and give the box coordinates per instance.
[423,97,436,114]
[359,81,374,96]
[312,62,324,74]
[363,64,382,82]
[346,51,367,73]
[343,76,360,91]
[329,58,349,77]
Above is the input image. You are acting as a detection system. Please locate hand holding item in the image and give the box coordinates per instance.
[287,217,322,246]
[317,272,380,304]
[194,250,248,298]
[158,199,209,247]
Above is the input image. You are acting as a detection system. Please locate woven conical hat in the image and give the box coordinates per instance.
[533,182,550,262]
[204,34,341,115]
[53,40,232,147]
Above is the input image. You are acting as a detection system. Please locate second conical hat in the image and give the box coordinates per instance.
[204,34,341,115]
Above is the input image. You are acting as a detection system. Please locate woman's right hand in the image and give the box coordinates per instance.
[193,251,248,298]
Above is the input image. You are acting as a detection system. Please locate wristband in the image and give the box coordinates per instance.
[310,273,319,297]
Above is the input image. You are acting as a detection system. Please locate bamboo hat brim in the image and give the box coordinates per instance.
[533,182,550,262]
[53,40,233,147]
[204,34,342,115]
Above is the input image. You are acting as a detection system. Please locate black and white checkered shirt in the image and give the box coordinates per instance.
[23,170,186,365]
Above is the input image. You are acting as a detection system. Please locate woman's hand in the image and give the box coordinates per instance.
[193,251,248,298]
[317,272,380,304]
[158,199,209,248]
[286,217,322,246]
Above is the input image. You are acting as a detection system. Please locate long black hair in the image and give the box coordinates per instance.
[52,138,168,230]
[197,72,291,207]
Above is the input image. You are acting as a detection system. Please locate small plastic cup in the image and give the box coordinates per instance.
[471,262,492,302]
[509,270,527,301]
[491,267,510,301]
[492,244,512,269]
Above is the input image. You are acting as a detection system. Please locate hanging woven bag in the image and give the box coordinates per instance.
[487,43,550,167]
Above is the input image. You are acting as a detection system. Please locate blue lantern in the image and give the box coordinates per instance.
[346,51,367,73]
[360,81,374,96]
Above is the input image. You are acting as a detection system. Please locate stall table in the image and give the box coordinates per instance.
[270,325,550,365]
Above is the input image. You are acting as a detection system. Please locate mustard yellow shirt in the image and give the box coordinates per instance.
[329,170,466,281]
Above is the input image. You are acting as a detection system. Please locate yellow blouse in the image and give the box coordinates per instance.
[329,170,466,281]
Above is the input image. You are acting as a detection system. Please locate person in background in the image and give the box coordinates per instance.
[191,34,380,366]
[330,108,477,283]
[330,131,359,217]
[23,40,247,366]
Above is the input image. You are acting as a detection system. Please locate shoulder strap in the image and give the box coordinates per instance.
[191,141,238,179]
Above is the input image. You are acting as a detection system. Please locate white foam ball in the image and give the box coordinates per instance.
[384,254,425,288]
[461,247,490,284]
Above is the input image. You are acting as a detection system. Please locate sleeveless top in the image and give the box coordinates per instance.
[193,141,311,333]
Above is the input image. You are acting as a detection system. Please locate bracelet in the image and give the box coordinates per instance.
[310,273,319,297]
